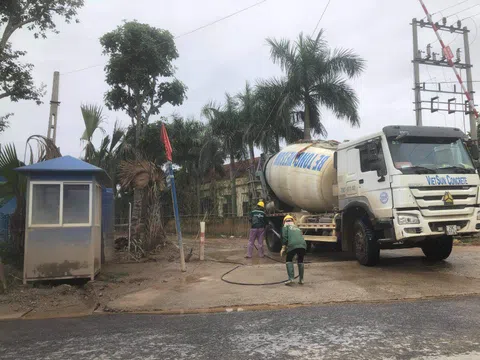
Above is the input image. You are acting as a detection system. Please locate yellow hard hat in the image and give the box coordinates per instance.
[257,201,265,208]
[283,215,294,224]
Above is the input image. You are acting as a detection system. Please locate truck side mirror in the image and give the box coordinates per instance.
[468,142,479,160]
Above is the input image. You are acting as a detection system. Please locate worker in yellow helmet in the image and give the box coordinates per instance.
[246,201,267,258]
[280,215,307,285]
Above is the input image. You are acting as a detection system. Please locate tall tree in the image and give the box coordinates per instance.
[267,31,365,139]
[255,78,303,152]
[202,94,245,217]
[100,21,187,225]
[0,0,84,120]
[237,81,258,164]
[80,104,105,162]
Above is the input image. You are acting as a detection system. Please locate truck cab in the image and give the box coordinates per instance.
[336,125,480,265]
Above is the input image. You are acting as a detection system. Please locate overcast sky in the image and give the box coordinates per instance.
[1,0,479,160]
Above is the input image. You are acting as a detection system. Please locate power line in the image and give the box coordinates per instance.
[62,0,268,75]
[175,0,267,39]
[433,0,470,15]
[444,3,480,19]
[460,11,480,21]
[312,0,332,36]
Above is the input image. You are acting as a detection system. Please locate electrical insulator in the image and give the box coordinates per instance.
[457,20,462,29]
[426,44,432,59]
[456,48,462,63]
[442,17,447,26]
[433,52,438,61]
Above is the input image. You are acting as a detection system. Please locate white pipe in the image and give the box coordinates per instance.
[128,202,132,253]
[200,221,205,261]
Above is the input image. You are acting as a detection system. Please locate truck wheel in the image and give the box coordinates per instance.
[266,228,282,253]
[421,236,453,261]
[353,219,380,266]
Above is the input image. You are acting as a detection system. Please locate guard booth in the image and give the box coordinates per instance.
[15,156,110,283]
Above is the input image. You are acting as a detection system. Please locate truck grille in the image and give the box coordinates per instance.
[410,186,477,217]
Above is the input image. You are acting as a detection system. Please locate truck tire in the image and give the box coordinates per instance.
[266,227,282,253]
[421,236,453,261]
[353,219,380,266]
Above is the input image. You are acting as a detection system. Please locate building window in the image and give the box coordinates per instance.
[201,198,214,215]
[31,184,60,225]
[30,182,92,227]
[64,184,90,224]
[223,195,232,217]
[242,201,250,216]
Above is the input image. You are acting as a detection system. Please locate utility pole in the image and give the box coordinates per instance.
[464,28,476,141]
[412,18,422,126]
[411,18,478,136]
[47,71,60,144]
[414,0,479,143]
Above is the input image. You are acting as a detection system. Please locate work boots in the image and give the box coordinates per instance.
[298,263,305,285]
[285,262,295,286]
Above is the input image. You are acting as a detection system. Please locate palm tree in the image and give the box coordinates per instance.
[202,94,246,216]
[267,31,366,140]
[237,82,258,164]
[88,121,126,195]
[168,116,206,214]
[0,137,61,255]
[80,104,106,163]
[255,79,303,152]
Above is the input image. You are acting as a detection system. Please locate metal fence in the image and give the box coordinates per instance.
[114,215,251,238]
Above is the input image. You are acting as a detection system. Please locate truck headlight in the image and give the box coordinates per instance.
[398,214,420,225]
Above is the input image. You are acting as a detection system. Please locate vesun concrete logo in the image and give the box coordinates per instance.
[425,175,468,186]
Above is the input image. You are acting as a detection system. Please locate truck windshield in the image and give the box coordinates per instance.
[387,137,475,174]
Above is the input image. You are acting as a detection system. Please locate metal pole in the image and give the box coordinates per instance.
[412,18,423,126]
[47,71,60,144]
[200,221,205,261]
[417,0,478,120]
[128,202,132,254]
[463,27,477,142]
[168,162,186,272]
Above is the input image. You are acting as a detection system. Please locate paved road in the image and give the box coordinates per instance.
[1,297,480,360]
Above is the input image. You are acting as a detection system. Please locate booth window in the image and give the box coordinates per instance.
[31,184,60,225]
[63,184,90,224]
[30,182,91,227]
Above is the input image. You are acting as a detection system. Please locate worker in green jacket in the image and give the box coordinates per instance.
[280,215,307,285]
[246,201,267,258]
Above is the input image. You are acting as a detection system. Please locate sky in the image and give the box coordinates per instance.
[1,0,479,161]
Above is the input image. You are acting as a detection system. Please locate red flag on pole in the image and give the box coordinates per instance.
[161,124,172,161]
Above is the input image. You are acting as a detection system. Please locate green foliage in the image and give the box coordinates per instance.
[0,0,84,119]
[267,30,366,139]
[0,113,12,133]
[100,21,187,146]
[0,143,25,203]
[80,104,106,162]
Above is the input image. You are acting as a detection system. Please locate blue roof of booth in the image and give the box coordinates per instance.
[15,156,109,182]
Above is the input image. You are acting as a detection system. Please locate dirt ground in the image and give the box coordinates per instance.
[1,235,480,319]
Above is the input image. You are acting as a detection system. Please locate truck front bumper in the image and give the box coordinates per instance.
[393,209,480,241]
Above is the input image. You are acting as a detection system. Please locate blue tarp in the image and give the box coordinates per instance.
[0,198,16,215]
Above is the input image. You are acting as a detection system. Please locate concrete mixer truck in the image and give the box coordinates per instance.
[259,125,480,266]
